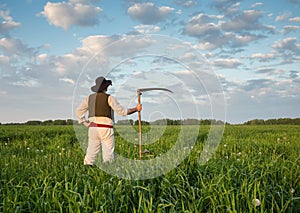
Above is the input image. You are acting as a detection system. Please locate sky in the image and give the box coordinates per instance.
[0,0,299,124]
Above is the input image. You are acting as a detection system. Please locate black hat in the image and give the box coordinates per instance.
[91,77,112,92]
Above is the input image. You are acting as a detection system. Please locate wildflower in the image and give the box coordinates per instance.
[291,188,295,194]
[224,144,227,147]
[62,148,65,151]
[27,147,30,150]
[237,152,242,156]
[258,152,262,155]
[59,152,62,156]
[5,143,7,146]
[253,198,260,207]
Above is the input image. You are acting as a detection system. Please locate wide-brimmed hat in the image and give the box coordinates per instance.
[91,77,112,92]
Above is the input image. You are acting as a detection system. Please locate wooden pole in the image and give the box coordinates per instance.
[137,89,142,159]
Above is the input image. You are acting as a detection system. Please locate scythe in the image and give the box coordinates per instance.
[137,88,173,159]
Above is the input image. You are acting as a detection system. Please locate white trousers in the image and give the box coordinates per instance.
[84,127,114,165]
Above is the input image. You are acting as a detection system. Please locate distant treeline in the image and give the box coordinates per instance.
[243,118,300,125]
[1,118,299,125]
[1,119,76,126]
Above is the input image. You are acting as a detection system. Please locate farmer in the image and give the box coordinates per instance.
[76,76,142,165]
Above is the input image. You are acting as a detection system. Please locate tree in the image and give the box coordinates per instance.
[53,119,67,125]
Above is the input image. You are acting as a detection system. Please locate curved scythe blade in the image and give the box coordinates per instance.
[138,87,173,93]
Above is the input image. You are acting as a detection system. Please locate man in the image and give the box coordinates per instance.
[76,76,142,165]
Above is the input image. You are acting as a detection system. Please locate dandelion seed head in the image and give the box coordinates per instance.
[253,198,260,207]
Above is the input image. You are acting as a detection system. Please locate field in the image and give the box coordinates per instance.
[0,124,299,212]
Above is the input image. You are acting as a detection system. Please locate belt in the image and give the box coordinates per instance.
[89,122,113,128]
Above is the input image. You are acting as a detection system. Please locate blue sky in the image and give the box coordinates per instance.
[0,0,299,124]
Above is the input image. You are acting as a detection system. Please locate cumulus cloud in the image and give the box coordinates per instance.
[289,17,300,22]
[213,58,242,68]
[128,2,174,24]
[184,9,270,51]
[211,0,241,15]
[275,11,292,22]
[134,25,161,34]
[251,52,276,62]
[184,13,223,37]
[41,0,102,30]
[0,37,34,57]
[221,10,268,32]
[281,25,300,34]
[272,37,300,53]
[0,9,21,35]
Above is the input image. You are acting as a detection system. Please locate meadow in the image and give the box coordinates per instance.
[0,124,299,212]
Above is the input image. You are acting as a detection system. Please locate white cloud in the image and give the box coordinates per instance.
[0,55,10,63]
[128,2,174,24]
[173,0,197,7]
[36,53,48,62]
[59,77,75,84]
[221,10,265,31]
[184,13,223,37]
[213,58,242,68]
[251,52,276,61]
[0,37,33,56]
[0,9,21,35]
[41,1,102,30]
[12,78,40,88]
[281,25,300,34]
[134,25,161,34]
[289,17,300,22]
[275,11,292,22]
[250,2,263,8]
[272,37,300,53]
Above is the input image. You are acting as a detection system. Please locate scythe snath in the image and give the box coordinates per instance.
[137,88,173,159]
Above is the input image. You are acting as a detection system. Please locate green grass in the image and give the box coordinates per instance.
[0,125,299,212]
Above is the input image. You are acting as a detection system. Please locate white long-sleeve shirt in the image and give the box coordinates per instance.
[75,94,128,125]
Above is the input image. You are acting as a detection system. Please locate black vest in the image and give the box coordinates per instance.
[88,93,112,119]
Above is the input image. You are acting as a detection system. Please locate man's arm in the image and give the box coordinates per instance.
[127,104,142,115]
[108,96,142,116]
[75,96,89,127]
